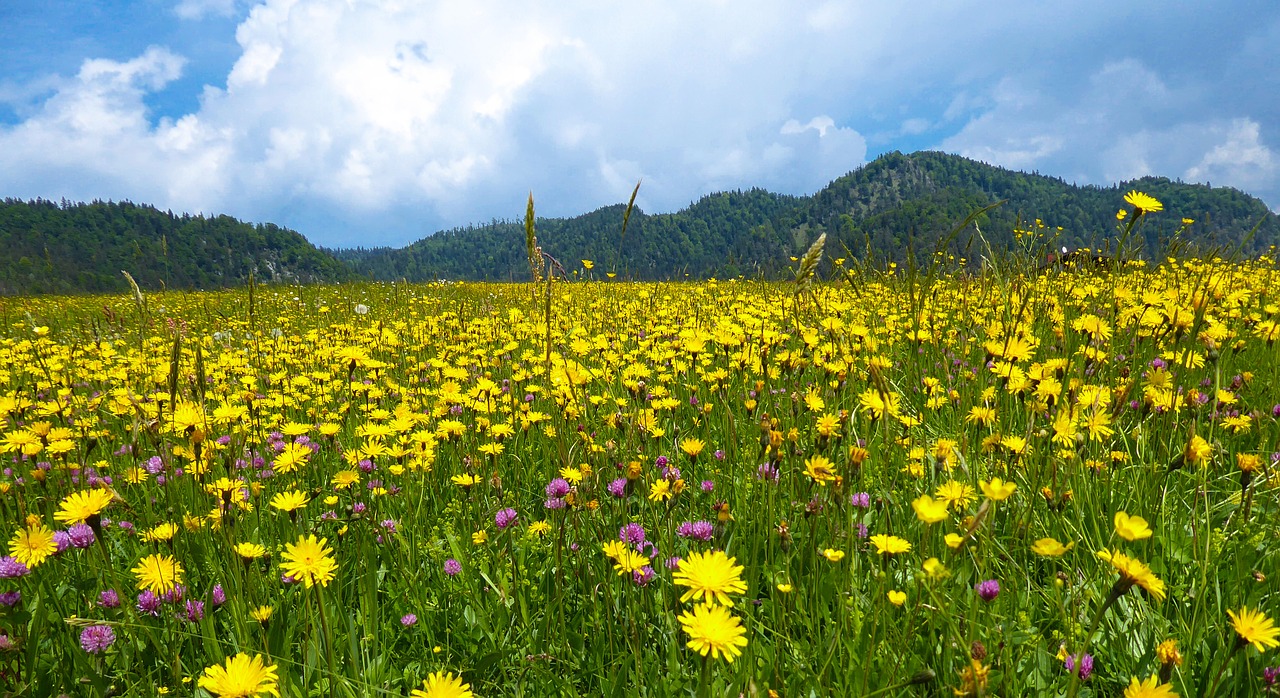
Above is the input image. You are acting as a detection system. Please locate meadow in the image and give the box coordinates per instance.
[1,193,1279,696]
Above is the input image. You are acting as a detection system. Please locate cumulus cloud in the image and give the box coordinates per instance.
[942,59,1280,209]
[1,0,1277,245]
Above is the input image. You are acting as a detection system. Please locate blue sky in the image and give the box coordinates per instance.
[1,1,1277,248]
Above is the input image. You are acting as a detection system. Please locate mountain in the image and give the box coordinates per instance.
[4,152,1277,294]
[0,199,351,294]
[341,151,1279,281]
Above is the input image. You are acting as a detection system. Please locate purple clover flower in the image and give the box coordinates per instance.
[401,613,418,627]
[98,590,120,608]
[79,625,115,654]
[136,591,161,616]
[974,580,1000,602]
[495,508,518,530]
[211,584,227,607]
[67,523,95,548]
[1065,653,1094,680]
[444,559,462,577]
[185,599,205,622]
[0,557,30,578]
[0,591,20,607]
[607,478,628,498]
[676,521,715,541]
[619,523,646,546]
[546,478,571,498]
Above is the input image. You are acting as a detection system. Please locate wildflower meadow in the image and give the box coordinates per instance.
[2,192,1279,696]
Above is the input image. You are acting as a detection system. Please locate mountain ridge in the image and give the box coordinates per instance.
[2,151,1276,294]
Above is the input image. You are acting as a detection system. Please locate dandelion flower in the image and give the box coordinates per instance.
[678,603,749,662]
[869,534,911,555]
[1227,606,1280,652]
[280,534,337,588]
[410,670,475,698]
[804,455,837,486]
[9,524,56,569]
[235,542,267,560]
[1122,674,1177,698]
[198,652,280,697]
[270,490,310,513]
[673,550,748,606]
[54,489,114,525]
[1097,549,1165,602]
[1124,190,1164,215]
[132,554,184,595]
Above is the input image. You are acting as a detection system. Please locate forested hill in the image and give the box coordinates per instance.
[4,152,1278,294]
[340,151,1280,281]
[0,199,351,294]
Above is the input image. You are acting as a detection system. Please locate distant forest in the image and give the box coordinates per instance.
[2,152,1276,294]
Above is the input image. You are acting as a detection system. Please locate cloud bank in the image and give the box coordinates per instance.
[0,1,1276,247]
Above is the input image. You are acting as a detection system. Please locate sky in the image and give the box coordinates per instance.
[1,1,1277,249]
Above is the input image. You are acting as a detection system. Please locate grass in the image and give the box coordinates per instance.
[0,199,1278,697]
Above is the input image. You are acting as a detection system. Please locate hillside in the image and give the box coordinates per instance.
[0,199,351,294]
[342,151,1280,281]
[4,152,1277,293]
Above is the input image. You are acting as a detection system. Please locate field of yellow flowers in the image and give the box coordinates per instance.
[2,197,1280,697]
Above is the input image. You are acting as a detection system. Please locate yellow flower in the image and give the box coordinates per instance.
[235,542,267,560]
[133,554,185,595]
[775,583,793,593]
[54,488,114,525]
[411,670,475,698]
[935,481,976,509]
[822,548,845,562]
[198,653,280,697]
[680,438,705,458]
[9,523,56,569]
[142,523,179,543]
[272,442,312,474]
[1122,674,1178,698]
[471,530,487,545]
[677,603,749,663]
[869,534,911,555]
[979,478,1017,501]
[269,490,310,513]
[887,590,907,606]
[1097,548,1166,602]
[945,533,965,549]
[922,557,948,580]
[672,550,748,606]
[612,549,650,576]
[648,479,672,502]
[1227,606,1280,652]
[451,473,480,488]
[1155,639,1182,666]
[1185,435,1212,465]
[1032,538,1074,557]
[250,605,273,624]
[911,494,949,524]
[1114,511,1153,541]
[804,455,837,486]
[1124,190,1164,215]
[280,534,338,588]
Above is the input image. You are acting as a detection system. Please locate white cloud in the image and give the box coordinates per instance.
[1185,119,1277,192]
[175,0,241,20]
[2,1,1277,244]
[941,60,1280,209]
